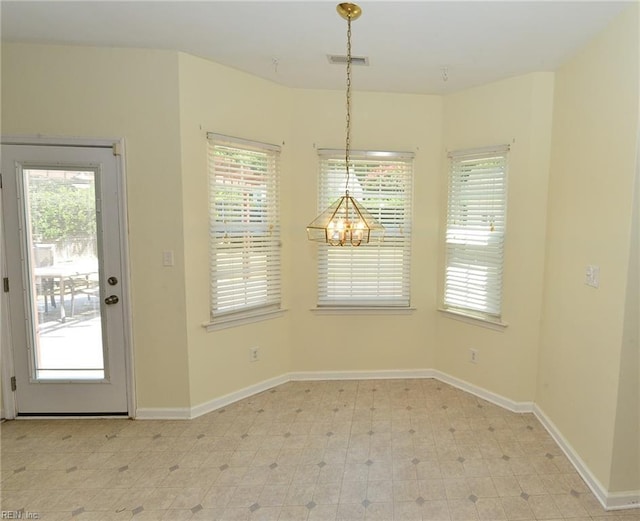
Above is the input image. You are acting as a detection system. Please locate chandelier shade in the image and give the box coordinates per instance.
[306,191,384,246]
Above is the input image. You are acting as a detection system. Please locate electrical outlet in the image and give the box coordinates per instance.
[470,349,478,364]
[249,347,259,362]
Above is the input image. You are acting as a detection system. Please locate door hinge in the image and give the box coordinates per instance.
[11,376,16,392]
[0,173,3,188]
[112,143,122,156]
[3,277,8,292]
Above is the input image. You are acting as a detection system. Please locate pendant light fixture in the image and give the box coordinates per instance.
[307,3,383,247]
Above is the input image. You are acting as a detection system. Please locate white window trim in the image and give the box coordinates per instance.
[438,307,508,331]
[443,144,509,324]
[204,133,282,330]
[311,306,416,316]
[203,308,286,332]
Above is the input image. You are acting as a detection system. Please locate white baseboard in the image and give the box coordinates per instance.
[136,374,289,420]
[533,404,640,511]
[432,370,535,413]
[135,407,191,420]
[290,369,435,381]
[189,373,290,419]
[606,491,640,511]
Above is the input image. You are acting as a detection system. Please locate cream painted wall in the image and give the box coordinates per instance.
[289,89,442,373]
[538,4,639,491]
[610,136,640,493]
[1,43,191,409]
[176,53,294,407]
[437,72,555,402]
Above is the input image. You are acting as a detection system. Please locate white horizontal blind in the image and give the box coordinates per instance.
[445,146,508,318]
[317,150,413,307]
[207,135,281,321]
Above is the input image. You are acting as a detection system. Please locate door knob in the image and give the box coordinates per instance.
[104,295,119,305]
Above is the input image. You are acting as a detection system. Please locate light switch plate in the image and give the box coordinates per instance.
[585,265,600,288]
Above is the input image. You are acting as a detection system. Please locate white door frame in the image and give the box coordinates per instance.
[0,135,136,418]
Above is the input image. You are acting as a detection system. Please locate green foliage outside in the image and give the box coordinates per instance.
[29,179,96,242]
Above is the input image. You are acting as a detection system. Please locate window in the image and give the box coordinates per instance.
[444,145,508,320]
[207,133,281,327]
[317,150,413,307]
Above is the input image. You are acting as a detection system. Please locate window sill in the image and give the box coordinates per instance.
[203,308,286,332]
[311,306,416,316]
[438,308,508,331]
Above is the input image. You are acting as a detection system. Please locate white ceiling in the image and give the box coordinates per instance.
[1,1,632,94]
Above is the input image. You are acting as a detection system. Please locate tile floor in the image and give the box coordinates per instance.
[1,379,639,520]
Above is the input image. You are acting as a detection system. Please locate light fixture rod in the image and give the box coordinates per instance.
[344,12,353,194]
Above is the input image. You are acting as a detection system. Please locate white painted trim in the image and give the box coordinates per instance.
[137,374,290,420]
[438,308,508,331]
[533,404,640,511]
[433,370,534,413]
[190,373,289,419]
[203,308,287,332]
[135,407,191,420]
[606,491,640,511]
[0,177,17,420]
[1,283,17,420]
[310,307,416,316]
[290,369,434,381]
[113,138,137,420]
[1,135,121,148]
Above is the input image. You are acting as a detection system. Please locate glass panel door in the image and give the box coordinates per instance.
[23,168,105,380]
[2,141,129,414]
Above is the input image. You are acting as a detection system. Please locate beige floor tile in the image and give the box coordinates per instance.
[392,479,420,503]
[419,479,447,501]
[249,506,282,521]
[363,502,393,520]
[314,482,342,504]
[528,494,563,519]
[491,476,522,497]
[365,480,393,503]
[475,497,507,520]
[448,498,479,520]
[500,496,534,520]
[307,503,338,521]
[516,474,547,495]
[277,505,309,521]
[552,494,589,518]
[285,482,316,506]
[443,477,472,500]
[336,502,365,520]
[339,480,368,504]
[201,485,236,509]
